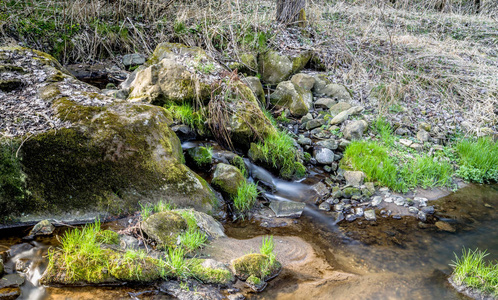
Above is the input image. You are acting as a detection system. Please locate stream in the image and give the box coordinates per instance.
[1,141,497,299]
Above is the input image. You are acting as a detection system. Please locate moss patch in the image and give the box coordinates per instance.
[141,211,188,249]
[232,253,281,281]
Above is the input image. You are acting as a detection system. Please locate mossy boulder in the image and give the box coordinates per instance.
[191,259,234,285]
[229,53,258,75]
[0,46,221,220]
[211,163,245,197]
[242,76,266,108]
[258,50,312,84]
[312,75,351,102]
[141,211,188,249]
[231,253,281,281]
[186,146,213,168]
[128,43,223,106]
[174,209,226,239]
[270,81,312,117]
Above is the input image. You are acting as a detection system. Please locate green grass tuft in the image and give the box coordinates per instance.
[260,236,275,257]
[456,138,498,183]
[342,141,454,192]
[233,181,259,216]
[166,102,207,133]
[451,248,498,297]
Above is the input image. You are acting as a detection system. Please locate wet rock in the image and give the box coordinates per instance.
[259,50,311,84]
[394,197,406,206]
[334,203,344,211]
[28,219,55,237]
[435,221,456,233]
[315,98,336,109]
[345,214,357,222]
[314,148,335,164]
[343,120,368,140]
[306,119,326,130]
[364,210,376,221]
[371,196,383,206]
[270,81,311,117]
[408,207,419,214]
[417,129,430,143]
[175,209,226,239]
[141,211,188,248]
[384,197,393,203]
[344,171,366,187]
[122,53,146,67]
[119,234,141,251]
[315,139,338,150]
[312,182,329,199]
[421,206,435,215]
[418,211,427,222]
[211,163,245,197]
[0,259,2,276]
[319,202,331,211]
[232,253,281,281]
[227,294,245,300]
[245,275,267,292]
[414,197,428,207]
[269,201,306,218]
[291,73,316,91]
[355,207,364,217]
[0,274,24,289]
[159,280,224,300]
[0,287,21,300]
[242,76,265,107]
[172,124,196,141]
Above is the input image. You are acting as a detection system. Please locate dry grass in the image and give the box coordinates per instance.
[1,0,496,132]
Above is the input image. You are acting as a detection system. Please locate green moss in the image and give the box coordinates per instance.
[246,275,261,285]
[191,260,234,285]
[187,146,213,167]
[141,211,188,249]
[232,253,281,281]
[211,163,245,197]
[0,139,28,219]
[109,252,163,282]
[95,230,120,245]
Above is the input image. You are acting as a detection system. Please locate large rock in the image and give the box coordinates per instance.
[128,43,222,105]
[0,46,220,220]
[211,163,245,197]
[141,211,188,248]
[343,120,368,140]
[312,75,351,101]
[290,73,316,90]
[270,81,312,117]
[314,148,335,164]
[174,209,226,239]
[258,50,312,84]
[242,76,266,107]
[329,102,352,116]
[344,171,366,187]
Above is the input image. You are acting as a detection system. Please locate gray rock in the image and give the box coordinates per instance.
[329,102,352,116]
[408,207,419,214]
[319,202,331,211]
[291,73,316,91]
[421,206,435,214]
[346,106,364,115]
[355,207,364,217]
[413,197,428,207]
[122,53,146,67]
[418,211,427,222]
[371,196,382,206]
[28,219,55,237]
[312,182,330,199]
[344,171,366,187]
[301,113,313,124]
[259,50,311,84]
[315,139,338,150]
[394,197,406,206]
[334,203,344,211]
[297,136,312,145]
[175,209,226,239]
[313,82,351,102]
[364,209,376,221]
[417,129,430,143]
[329,110,350,125]
[211,163,245,196]
[269,201,306,218]
[395,127,410,136]
[270,81,310,117]
[410,143,423,151]
[306,119,326,130]
[0,274,25,289]
[365,182,375,195]
[345,214,357,222]
[399,139,413,147]
[314,148,335,164]
[243,76,266,107]
[343,120,368,140]
[384,197,394,203]
[159,280,225,300]
[315,98,336,109]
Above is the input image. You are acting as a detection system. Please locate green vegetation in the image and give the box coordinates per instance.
[231,155,248,177]
[164,247,191,280]
[373,118,395,147]
[187,146,213,167]
[451,248,498,298]
[178,210,207,253]
[191,259,234,285]
[254,130,306,179]
[233,181,259,216]
[165,103,206,133]
[342,141,454,192]
[232,236,280,282]
[456,138,498,183]
[0,140,27,219]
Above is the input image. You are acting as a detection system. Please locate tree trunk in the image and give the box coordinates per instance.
[276,0,306,26]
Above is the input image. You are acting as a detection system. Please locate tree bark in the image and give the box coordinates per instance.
[276,0,306,26]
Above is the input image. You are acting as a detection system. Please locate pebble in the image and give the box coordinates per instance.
[371,196,383,206]
[384,197,394,203]
[394,197,406,206]
[408,207,419,214]
[364,209,376,221]
[345,214,357,222]
[414,197,428,207]
[319,202,331,211]
[418,211,427,222]
[421,206,435,214]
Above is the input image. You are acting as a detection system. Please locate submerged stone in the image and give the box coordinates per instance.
[269,201,306,218]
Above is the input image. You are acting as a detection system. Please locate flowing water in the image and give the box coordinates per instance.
[1,144,497,299]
